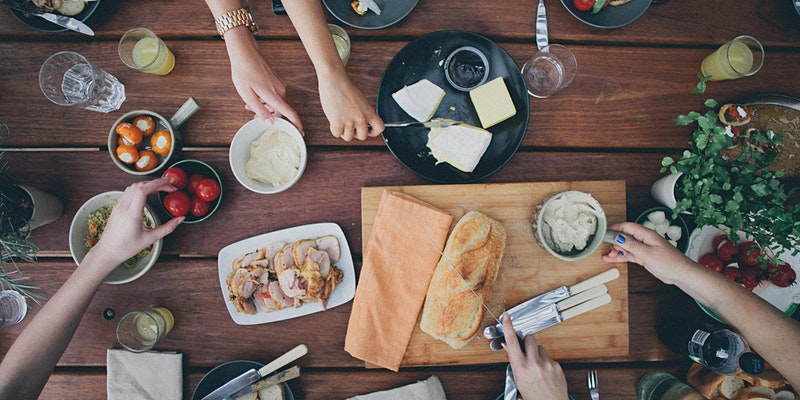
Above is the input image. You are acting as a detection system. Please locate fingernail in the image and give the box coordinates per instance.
[618,250,625,256]
[615,234,626,244]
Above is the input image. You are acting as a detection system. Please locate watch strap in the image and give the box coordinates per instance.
[215,7,258,38]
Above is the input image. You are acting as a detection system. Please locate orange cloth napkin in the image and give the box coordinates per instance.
[345,190,453,371]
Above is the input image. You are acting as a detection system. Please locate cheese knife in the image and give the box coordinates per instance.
[201,344,307,400]
[483,267,619,339]
[384,118,461,128]
[0,0,94,36]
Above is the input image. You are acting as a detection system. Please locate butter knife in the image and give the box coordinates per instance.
[384,118,461,128]
[1,0,95,36]
[535,0,548,50]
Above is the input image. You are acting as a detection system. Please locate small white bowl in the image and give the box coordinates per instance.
[532,191,613,261]
[229,118,307,194]
[69,191,162,284]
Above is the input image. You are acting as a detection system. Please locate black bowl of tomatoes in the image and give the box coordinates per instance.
[159,159,222,224]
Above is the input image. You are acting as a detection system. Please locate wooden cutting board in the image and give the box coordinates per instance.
[361,180,629,367]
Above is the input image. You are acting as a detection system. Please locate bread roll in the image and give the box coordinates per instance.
[739,386,776,400]
[419,211,506,349]
[257,383,285,400]
[738,369,788,389]
[719,376,746,400]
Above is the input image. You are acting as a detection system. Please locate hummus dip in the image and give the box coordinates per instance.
[245,129,301,186]
[541,193,599,253]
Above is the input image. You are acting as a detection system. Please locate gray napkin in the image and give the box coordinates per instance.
[346,375,447,400]
[107,349,182,400]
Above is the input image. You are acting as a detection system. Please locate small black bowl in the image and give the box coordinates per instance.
[158,159,222,224]
[636,206,689,253]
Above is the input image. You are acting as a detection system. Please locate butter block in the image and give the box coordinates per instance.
[469,77,516,129]
[427,124,492,173]
[392,79,446,122]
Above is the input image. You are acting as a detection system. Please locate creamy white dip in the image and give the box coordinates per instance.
[245,129,301,186]
[541,193,599,253]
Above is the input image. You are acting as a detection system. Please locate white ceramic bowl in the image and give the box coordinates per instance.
[532,191,613,261]
[229,118,307,194]
[69,191,162,284]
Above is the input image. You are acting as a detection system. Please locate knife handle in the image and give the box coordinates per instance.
[569,268,619,295]
[560,293,611,321]
[251,366,300,392]
[557,284,607,311]
[257,344,307,377]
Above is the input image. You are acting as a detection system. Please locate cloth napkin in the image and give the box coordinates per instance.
[107,349,182,400]
[345,190,453,371]
[346,375,447,400]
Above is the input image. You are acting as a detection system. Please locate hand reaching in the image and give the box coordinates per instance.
[318,72,384,141]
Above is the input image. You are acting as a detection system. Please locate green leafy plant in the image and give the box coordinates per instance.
[0,153,43,304]
[661,75,800,259]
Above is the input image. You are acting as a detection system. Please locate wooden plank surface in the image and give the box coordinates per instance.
[361,180,628,365]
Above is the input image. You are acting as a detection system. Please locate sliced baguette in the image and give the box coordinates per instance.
[774,390,798,400]
[719,375,746,400]
[686,362,727,399]
[738,369,788,390]
[257,383,285,400]
[739,386,776,400]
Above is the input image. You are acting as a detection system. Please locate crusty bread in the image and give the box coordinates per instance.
[419,211,507,349]
[738,370,788,389]
[739,386,776,400]
[775,391,798,400]
[257,383,285,400]
[719,376,746,399]
[687,362,728,399]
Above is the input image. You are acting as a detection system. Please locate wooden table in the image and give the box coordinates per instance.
[1,0,799,398]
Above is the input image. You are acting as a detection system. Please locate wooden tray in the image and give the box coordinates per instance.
[361,180,629,367]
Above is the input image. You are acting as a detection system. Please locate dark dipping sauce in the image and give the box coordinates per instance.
[444,46,489,91]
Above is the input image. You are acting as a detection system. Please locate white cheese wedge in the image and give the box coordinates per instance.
[392,79,446,122]
[469,76,516,129]
[427,124,492,173]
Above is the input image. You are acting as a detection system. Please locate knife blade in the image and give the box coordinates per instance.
[201,344,307,400]
[1,0,94,36]
[384,118,461,129]
[228,365,300,399]
[489,292,612,351]
[483,268,619,339]
[426,235,502,325]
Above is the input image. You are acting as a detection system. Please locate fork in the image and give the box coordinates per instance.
[587,369,599,400]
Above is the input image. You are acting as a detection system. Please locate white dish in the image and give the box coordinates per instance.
[217,222,355,325]
[686,225,800,316]
[229,117,307,194]
[69,191,162,284]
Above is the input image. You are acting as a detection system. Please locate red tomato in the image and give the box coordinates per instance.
[712,234,730,250]
[162,167,188,190]
[739,266,761,290]
[188,173,205,194]
[715,238,739,263]
[573,0,594,11]
[738,241,762,268]
[163,191,190,217]
[195,178,221,202]
[769,262,796,288]
[699,253,724,273]
[722,266,741,282]
[189,196,210,218]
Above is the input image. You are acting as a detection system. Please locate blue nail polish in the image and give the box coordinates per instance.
[615,234,626,244]
[618,250,625,256]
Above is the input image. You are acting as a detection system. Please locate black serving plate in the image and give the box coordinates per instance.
[323,0,417,29]
[559,0,651,28]
[192,360,295,400]
[9,0,100,33]
[377,30,530,184]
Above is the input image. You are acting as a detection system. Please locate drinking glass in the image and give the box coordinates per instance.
[637,371,705,400]
[119,28,176,76]
[329,24,350,65]
[521,44,577,98]
[0,290,28,330]
[39,51,126,113]
[700,35,764,81]
[116,307,174,352]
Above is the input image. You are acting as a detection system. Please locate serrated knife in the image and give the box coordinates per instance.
[1,0,94,36]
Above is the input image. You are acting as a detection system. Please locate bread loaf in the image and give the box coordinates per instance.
[419,211,506,349]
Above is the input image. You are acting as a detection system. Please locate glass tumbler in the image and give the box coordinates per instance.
[521,44,577,98]
[0,290,28,329]
[116,307,174,352]
[39,51,126,113]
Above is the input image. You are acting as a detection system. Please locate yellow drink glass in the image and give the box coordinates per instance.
[328,24,350,65]
[119,28,176,76]
[700,35,763,81]
[116,307,174,352]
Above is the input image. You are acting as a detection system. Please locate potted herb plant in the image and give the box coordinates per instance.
[656,76,800,259]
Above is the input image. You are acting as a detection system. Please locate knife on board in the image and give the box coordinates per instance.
[0,0,95,36]
[484,267,619,339]
[489,289,612,351]
[201,344,307,400]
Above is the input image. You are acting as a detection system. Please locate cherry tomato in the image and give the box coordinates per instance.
[163,191,190,217]
[699,253,724,273]
[712,234,730,250]
[738,241,762,268]
[189,196,210,218]
[769,262,796,288]
[715,237,739,263]
[739,266,761,290]
[162,167,188,190]
[188,174,205,194]
[722,266,741,282]
[573,0,594,11]
[195,178,221,202]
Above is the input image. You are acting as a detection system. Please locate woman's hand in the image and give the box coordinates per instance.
[91,178,183,269]
[501,313,570,400]
[318,72,384,141]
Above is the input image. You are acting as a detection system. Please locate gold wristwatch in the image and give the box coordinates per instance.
[215,7,258,38]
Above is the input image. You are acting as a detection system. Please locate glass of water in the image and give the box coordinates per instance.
[0,290,28,330]
[521,44,577,98]
[39,51,126,113]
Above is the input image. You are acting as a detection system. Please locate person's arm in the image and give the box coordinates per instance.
[0,179,183,400]
[501,313,570,400]
[281,0,384,141]
[603,222,800,387]
[204,0,304,132]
